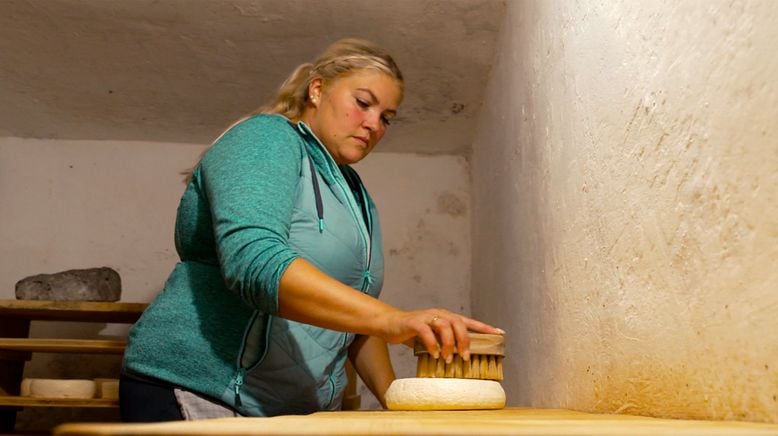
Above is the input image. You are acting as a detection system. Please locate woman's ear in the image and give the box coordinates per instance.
[308,77,323,107]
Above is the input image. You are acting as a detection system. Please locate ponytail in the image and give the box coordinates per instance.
[251,62,314,121]
[181,38,403,182]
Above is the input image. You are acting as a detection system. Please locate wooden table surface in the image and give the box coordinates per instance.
[53,408,778,435]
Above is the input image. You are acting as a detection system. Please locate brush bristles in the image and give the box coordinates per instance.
[415,353,503,381]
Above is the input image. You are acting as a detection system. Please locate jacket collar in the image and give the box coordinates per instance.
[291,119,345,187]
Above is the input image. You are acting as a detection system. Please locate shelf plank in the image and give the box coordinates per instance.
[0,395,117,408]
[0,300,147,323]
[0,338,126,354]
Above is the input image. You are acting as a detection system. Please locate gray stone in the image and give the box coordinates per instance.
[15,267,122,301]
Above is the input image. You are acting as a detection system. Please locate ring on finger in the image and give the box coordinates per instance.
[430,315,440,324]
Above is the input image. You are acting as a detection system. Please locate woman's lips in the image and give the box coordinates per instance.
[354,136,369,147]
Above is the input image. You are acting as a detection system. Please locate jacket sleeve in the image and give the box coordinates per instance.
[198,115,302,315]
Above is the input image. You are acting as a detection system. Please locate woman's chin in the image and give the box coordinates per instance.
[339,151,369,165]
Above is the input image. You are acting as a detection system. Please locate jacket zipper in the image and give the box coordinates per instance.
[232,312,273,409]
[357,181,373,293]
[299,122,372,292]
[299,122,373,352]
[334,178,371,290]
[325,374,337,409]
[233,368,245,407]
[331,178,370,352]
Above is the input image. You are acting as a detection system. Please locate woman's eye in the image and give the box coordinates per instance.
[356,98,369,108]
[381,116,391,126]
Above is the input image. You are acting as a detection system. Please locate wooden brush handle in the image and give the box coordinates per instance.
[413,333,504,356]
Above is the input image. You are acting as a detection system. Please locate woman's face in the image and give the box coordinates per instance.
[303,69,402,165]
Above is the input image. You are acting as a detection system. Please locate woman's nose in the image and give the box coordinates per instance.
[363,112,381,131]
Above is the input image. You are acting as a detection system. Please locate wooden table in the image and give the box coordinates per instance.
[53,408,778,435]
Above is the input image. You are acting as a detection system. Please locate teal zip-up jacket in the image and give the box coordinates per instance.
[122,114,384,416]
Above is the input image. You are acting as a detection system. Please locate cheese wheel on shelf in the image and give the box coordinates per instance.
[385,378,506,411]
[28,379,96,399]
[94,378,120,400]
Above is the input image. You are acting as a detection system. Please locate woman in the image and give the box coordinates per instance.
[120,38,503,421]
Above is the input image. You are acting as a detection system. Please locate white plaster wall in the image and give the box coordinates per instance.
[0,138,470,415]
[471,0,777,423]
[0,138,200,304]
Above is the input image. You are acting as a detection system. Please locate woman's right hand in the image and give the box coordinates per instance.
[376,308,504,364]
[277,258,503,363]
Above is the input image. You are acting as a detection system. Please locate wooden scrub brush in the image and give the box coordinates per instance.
[414,333,504,381]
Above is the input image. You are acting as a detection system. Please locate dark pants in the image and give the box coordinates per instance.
[119,372,184,422]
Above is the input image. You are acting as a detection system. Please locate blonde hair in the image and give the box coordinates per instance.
[256,38,404,120]
[182,38,403,182]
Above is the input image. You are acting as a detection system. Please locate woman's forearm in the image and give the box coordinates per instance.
[277,257,505,359]
[348,335,395,408]
[277,258,399,337]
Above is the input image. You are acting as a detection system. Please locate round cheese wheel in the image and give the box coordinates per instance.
[385,378,506,411]
[29,379,96,399]
[96,379,119,400]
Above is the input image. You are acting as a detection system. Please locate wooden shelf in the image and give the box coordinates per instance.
[0,338,127,354]
[0,300,143,432]
[0,300,146,323]
[0,395,117,408]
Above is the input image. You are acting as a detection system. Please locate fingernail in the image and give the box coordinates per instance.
[495,328,506,334]
[463,350,470,361]
[433,351,440,359]
[445,354,453,364]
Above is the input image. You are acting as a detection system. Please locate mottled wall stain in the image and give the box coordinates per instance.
[388,217,462,266]
[436,191,467,217]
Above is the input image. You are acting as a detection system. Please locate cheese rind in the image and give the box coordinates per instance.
[385,378,506,411]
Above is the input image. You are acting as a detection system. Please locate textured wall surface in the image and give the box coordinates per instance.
[0,138,196,303]
[0,138,470,422]
[471,0,777,423]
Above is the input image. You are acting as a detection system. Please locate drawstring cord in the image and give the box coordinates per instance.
[308,155,325,233]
